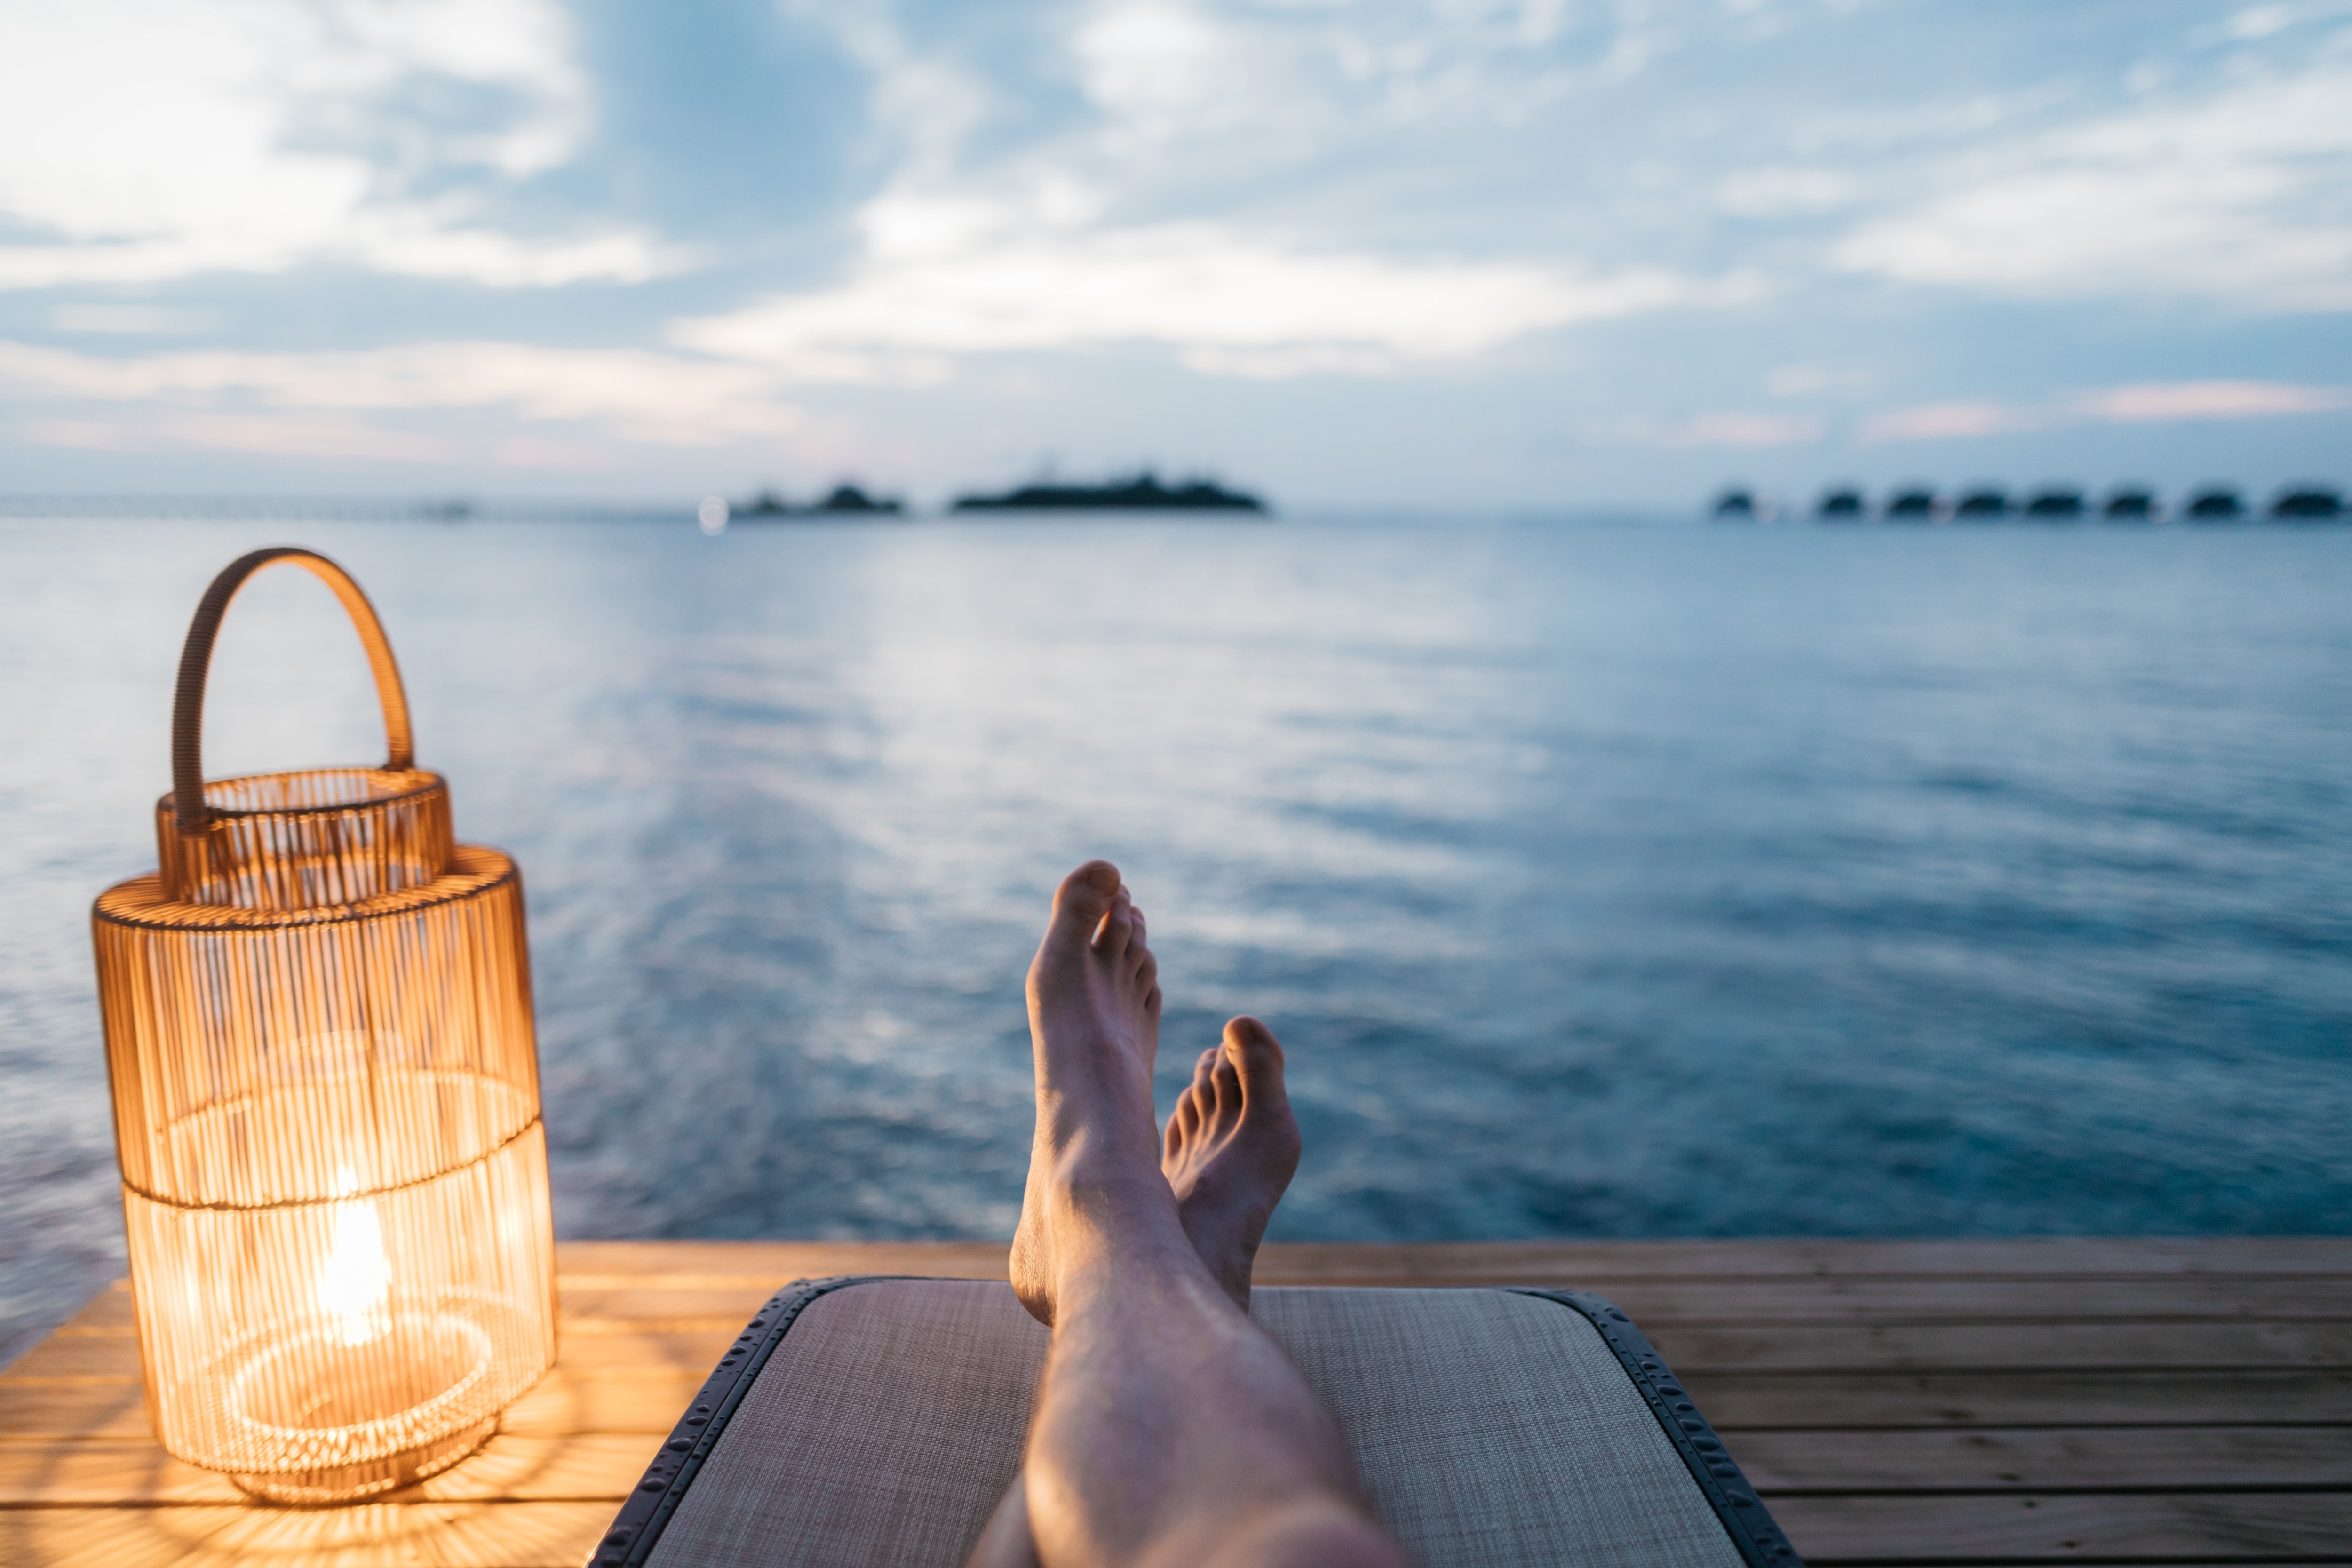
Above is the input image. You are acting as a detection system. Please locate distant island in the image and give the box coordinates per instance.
[732,484,904,519]
[951,472,1267,514]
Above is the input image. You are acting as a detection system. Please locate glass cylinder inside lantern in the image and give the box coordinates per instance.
[89,551,556,1504]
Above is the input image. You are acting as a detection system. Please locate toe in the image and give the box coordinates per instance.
[1050,860,1122,939]
[1224,1015,1288,1103]
[1210,1051,1241,1122]
[1093,886,1136,956]
[1175,1082,1204,1138]
[1187,1048,1218,1109]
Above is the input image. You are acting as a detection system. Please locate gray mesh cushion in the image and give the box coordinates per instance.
[648,1281,1747,1568]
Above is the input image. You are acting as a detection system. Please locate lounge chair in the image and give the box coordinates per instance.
[591,1278,1801,1567]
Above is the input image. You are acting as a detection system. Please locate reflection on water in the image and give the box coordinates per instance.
[4,514,2349,1361]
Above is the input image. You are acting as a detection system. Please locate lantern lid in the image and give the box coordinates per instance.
[158,765,455,911]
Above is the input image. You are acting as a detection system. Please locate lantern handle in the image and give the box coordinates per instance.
[171,547,416,836]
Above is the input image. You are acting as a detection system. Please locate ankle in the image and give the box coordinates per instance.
[1048,1163,1183,1239]
[1041,1165,1197,1296]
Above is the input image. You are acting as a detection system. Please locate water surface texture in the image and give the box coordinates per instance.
[4,515,2348,1362]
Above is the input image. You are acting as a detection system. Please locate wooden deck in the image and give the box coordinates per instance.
[3,1237,2345,1566]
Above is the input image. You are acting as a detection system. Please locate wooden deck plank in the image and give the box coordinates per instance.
[180,1501,613,1567]
[0,1438,243,1505]
[0,1504,611,1568]
[0,1361,724,1440]
[1584,1277,2352,1325]
[553,1238,1009,1284]
[0,1433,660,1506]
[496,1370,707,1436]
[0,1506,237,1568]
[1770,1491,2352,1563]
[0,1379,150,1441]
[1723,1426,2352,1493]
[556,1286,776,1328]
[1645,1321,2352,1373]
[1251,1237,2352,1281]
[1681,1369,2352,1428]
[5,1328,742,1385]
[2,1333,143,1382]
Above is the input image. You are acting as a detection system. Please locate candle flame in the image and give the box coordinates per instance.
[318,1166,390,1346]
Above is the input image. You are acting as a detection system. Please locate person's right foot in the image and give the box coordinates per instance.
[1163,1017,1302,1312]
[1009,860,1174,1326]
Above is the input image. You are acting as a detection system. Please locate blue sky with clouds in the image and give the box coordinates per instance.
[1,0,2347,507]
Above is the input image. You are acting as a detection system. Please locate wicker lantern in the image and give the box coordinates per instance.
[90,547,556,1504]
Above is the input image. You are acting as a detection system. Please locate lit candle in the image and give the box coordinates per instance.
[320,1169,392,1349]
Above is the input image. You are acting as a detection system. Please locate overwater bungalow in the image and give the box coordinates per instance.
[2022,487,2083,518]
[1953,486,2008,519]
[1884,486,1937,520]
[2102,486,2158,520]
[2186,486,2245,519]
[2271,484,2344,519]
[1816,487,1865,519]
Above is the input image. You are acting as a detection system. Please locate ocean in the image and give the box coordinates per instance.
[3,511,2347,1364]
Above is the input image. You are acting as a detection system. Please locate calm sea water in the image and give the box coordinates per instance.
[4,513,2348,1363]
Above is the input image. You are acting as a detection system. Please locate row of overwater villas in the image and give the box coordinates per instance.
[1713,482,2344,521]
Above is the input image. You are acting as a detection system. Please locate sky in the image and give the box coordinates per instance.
[0,0,2347,509]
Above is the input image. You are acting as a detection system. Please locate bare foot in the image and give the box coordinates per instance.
[1163,1017,1302,1312]
[1009,861,1171,1325]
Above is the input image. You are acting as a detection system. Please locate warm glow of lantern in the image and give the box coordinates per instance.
[322,1169,392,1347]
[91,549,556,1504]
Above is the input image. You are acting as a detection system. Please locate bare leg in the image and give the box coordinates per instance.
[984,862,1407,1568]
[970,1008,1306,1568]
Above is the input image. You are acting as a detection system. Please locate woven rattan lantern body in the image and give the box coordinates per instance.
[90,548,556,1503]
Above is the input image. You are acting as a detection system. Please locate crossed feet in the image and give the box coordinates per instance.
[972,862,1377,1568]
[1010,860,1303,1323]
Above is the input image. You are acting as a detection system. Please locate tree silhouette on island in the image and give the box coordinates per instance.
[731,484,904,518]
[951,471,1267,513]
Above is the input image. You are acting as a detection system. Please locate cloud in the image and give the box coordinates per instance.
[1766,361,1875,398]
[0,340,803,450]
[1858,381,2350,443]
[49,304,221,335]
[683,5,1742,384]
[0,0,666,289]
[1717,167,1862,217]
[1858,401,2049,443]
[1064,0,1684,145]
[1623,412,1828,448]
[1075,1,1242,135]
[2069,380,2352,421]
[25,410,462,462]
[671,193,1710,381]
[1833,60,2352,311]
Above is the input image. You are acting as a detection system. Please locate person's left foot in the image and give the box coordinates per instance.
[1162,1017,1302,1312]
